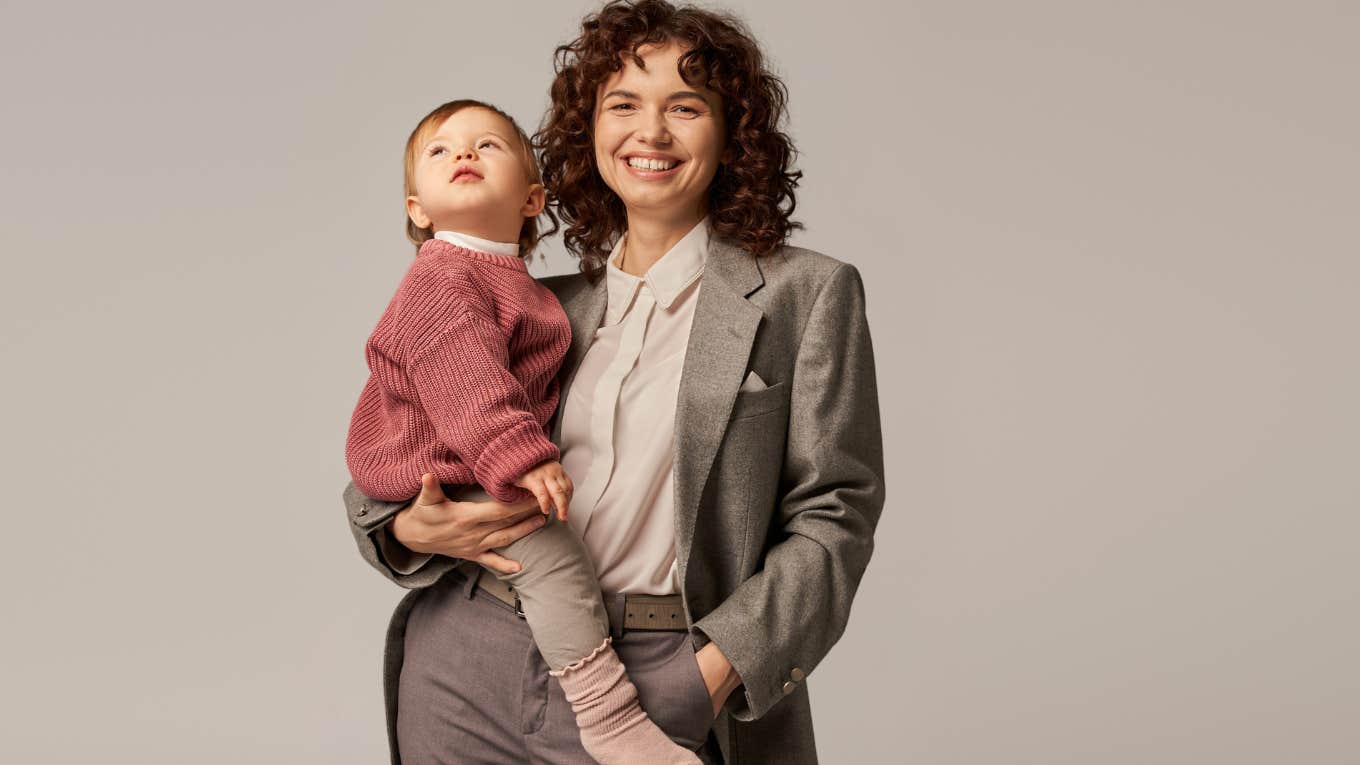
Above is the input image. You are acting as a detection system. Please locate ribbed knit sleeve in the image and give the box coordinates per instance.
[405,309,560,503]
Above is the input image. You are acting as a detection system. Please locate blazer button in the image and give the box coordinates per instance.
[358,505,369,516]
[782,681,796,695]
[790,667,805,682]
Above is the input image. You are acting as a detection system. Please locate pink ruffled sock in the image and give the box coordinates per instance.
[550,637,700,765]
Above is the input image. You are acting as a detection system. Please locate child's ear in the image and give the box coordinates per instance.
[406,196,432,230]
[521,184,546,218]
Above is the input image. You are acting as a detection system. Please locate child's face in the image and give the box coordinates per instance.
[406,107,544,242]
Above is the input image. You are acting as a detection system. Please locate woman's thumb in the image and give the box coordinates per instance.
[415,472,448,505]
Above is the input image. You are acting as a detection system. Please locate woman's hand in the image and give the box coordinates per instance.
[390,473,546,574]
[695,642,743,718]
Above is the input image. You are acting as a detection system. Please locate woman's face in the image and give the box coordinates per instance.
[593,41,726,222]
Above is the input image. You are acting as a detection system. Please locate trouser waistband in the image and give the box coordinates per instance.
[466,563,689,634]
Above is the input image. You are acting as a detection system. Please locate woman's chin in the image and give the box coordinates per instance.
[615,187,698,215]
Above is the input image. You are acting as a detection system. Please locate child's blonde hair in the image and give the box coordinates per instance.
[403,99,556,255]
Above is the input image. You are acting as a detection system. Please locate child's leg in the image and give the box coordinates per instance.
[483,512,698,764]
[491,515,607,669]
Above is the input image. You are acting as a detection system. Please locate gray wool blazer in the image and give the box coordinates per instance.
[343,235,885,765]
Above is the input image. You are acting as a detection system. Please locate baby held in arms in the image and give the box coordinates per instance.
[345,99,699,764]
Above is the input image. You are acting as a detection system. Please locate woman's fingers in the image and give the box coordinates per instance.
[461,496,541,524]
[479,513,546,551]
[392,487,542,559]
[473,550,523,576]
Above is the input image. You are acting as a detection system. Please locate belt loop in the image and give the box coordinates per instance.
[463,564,481,600]
[609,592,626,641]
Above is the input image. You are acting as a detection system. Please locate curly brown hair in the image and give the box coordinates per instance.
[536,0,803,276]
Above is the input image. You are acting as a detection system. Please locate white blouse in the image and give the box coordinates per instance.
[558,216,711,595]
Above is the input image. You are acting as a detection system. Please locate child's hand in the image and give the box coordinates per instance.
[513,460,573,521]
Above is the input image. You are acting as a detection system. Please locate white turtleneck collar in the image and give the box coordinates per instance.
[433,230,520,257]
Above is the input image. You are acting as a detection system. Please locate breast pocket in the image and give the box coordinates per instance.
[728,381,788,421]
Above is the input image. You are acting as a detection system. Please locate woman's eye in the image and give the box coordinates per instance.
[610,103,635,112]
[674,105,698,115]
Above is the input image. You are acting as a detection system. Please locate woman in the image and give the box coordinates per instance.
[343,2,884,762]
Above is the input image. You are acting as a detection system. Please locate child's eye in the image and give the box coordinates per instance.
[478,140,498,150]
[428,146,446,157]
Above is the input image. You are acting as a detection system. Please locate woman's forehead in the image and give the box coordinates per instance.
[598,43,713,96]
[613,42,686,78]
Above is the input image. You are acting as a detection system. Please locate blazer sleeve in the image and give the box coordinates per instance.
[694,262,886,721]
[342,479,460,589]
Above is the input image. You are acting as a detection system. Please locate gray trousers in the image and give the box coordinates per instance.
[396,566,724,764]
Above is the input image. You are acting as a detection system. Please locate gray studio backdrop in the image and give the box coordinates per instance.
[1,1,1356,763]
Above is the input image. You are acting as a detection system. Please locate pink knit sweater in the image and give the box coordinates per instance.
[345,238,572,503]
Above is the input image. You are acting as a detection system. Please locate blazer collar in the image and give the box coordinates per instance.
[549,232,763,417]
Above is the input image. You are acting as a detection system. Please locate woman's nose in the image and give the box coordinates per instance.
[635,109,671,144]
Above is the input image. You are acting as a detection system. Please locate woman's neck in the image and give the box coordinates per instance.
[618,209,706,276]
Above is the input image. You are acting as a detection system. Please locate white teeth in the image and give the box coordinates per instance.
[627,157,676,171]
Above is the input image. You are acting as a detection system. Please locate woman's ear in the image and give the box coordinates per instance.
[521,184,547,218]
[406,196,432,230]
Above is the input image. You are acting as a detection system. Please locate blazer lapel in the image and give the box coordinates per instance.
[549,273,608,444]
[673,237,765,576]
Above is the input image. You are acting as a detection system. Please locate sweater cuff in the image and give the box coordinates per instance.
[473,420,560,503]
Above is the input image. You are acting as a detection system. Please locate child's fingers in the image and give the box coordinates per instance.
[547,476,570,522]
[528,481,552,516]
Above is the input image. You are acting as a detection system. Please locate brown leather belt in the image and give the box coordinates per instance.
[469,565,688,632]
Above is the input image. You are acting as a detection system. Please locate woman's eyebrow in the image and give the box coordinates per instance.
[600,88,711,102]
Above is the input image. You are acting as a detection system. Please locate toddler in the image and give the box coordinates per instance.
[345,99,699,764]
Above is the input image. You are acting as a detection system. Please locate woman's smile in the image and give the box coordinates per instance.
[621,153,685,179]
